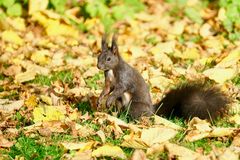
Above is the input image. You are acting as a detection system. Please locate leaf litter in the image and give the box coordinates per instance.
[0,0,239,159]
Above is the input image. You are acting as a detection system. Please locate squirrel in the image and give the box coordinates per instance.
[97,34,229,120]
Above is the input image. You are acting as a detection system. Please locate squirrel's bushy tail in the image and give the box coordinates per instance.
[155,84,229,120]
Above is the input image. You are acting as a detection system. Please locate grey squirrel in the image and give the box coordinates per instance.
[97,34,229,120]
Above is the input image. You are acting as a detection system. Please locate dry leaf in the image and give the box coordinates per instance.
[15,69,36,83]
[92,145,126,159]
[0,135,14,148]
[229,114,240,125]
[181,48,200,60]
[28,0,48,14]
[141,127,177,146]
[164,142,206,160]
[131,149,147,160]
[33,105,65,123]
[200,23,213,38]
[129,46,146,58]
[96,130,106,143]
[170,21,185,35]
[61,141,95,151]
[216,47,240,68]
[203,68,236,84]
[0,99,24,112]
[149,41,176,54]
[121,135,149,149]
[31,50,50,65]
[146,143,165,156]
[154,115,183,130]
[2,30,23,45]
[25,95,38,108]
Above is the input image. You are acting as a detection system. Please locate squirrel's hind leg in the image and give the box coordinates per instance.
[129,102,154,119]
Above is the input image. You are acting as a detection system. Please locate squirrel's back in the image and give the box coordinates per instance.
[156,84,229,120]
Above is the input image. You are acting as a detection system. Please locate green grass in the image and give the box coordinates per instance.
[31,70,73,86]
[9,136,64,160]
[85,73,104,90]
[77,101,93,114]
[0,73,5,80]
[232,75,240,86]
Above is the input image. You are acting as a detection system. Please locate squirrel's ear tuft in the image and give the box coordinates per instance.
[102,34,108,51]
[111,33,118,55]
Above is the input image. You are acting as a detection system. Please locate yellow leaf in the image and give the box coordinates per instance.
[46,20,79,38]
[15,70,36,83]
[216,47,240,68]
[149,41,175,55]
[25,95,38,108]
[229,114,240,125]
[164,142,203,159]
[92,145,126,159]
[218,8,226,21]
[170,21,185,35]
[61,141,95,151]
[121,135,148,149]
[154,115,183,130]
[28,0,48,15]
[181,48,200,60]
[33,105,65,123]
[204,37,223,54]
[200,23,213,38]
[40,95,52,105]
[31,50,50,65]
[2,30,23,45]
[203,68,236,84]
[141,127,177,146]
[6,17,26,31]
[129,46,146,58]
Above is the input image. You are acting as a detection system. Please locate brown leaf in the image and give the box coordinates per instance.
[131,149,147,160]
[0,99,24,112]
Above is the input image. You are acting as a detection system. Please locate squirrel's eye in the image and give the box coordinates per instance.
[106,57,111,61]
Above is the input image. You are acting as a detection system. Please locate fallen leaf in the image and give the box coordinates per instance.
[164,142,205,160]
[131,149,147,160]
[0,99,24,112]
[0,135,14,148]
[28,0,48,14]
[6,17,26,31]
[96,130,106,143]
[31,50,50,65]
[129,46,146,58]
[154,115,183,130]
[170,20,185,35]
[121,135,149,149]
[141,127,177,146]
[149,41,176,55]
[218,148,239,160]
[25,95,38,108]
[33,105,65,123]
[15,69,36,83]
[203,68,236,84]
[229,114,240,125]
[92,145,126,159]
[200,23,214,38]
[61,141,95,151]
[216,47,240,68]
[146,143,165,156]
[2,30,23,45]
[181,48,200,60]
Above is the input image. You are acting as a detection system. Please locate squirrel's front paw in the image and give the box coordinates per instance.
[106,96,115,108]
[97,97,102,108]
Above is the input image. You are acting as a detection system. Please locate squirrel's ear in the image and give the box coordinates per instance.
[111,33,118,55]
[101,34,108,51]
